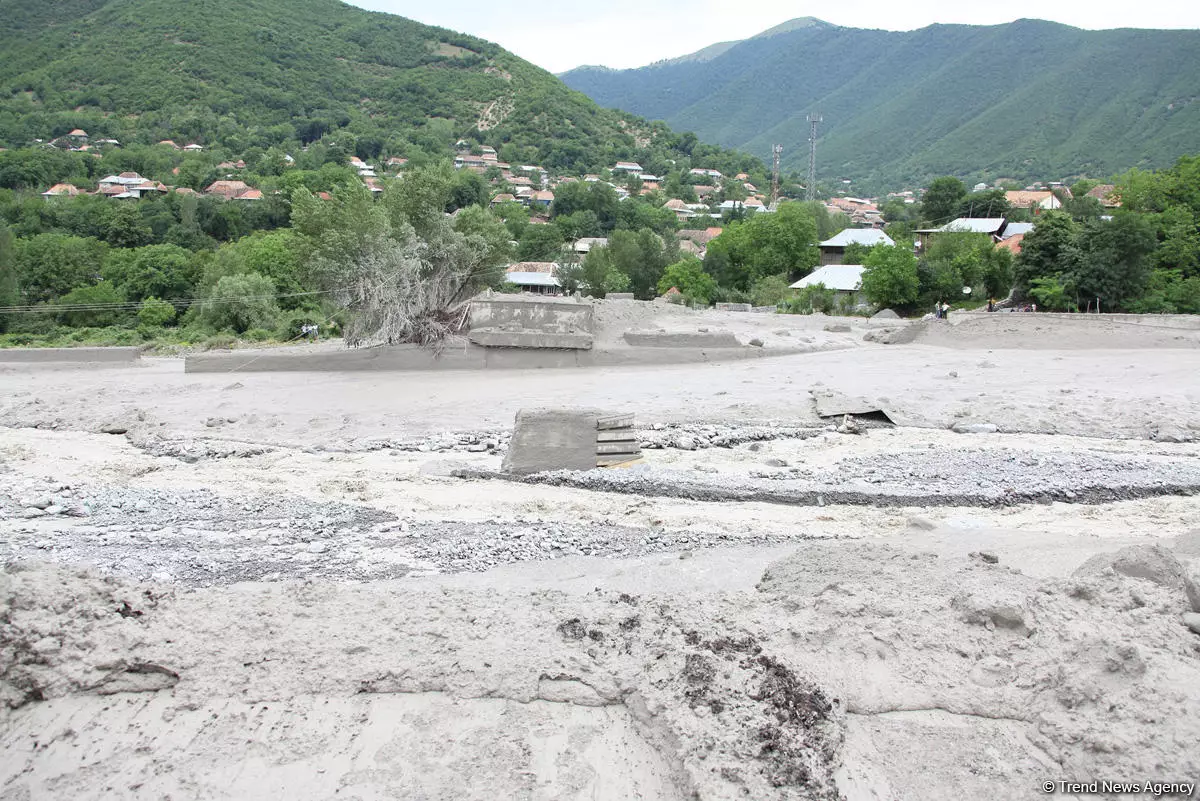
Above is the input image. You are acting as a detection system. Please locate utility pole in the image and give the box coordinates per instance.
[806,112,822,202]
[770,144,783,208]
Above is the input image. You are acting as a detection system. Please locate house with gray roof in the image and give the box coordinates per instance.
[818,228,895,265]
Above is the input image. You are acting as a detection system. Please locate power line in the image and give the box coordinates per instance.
[0,288,338,314]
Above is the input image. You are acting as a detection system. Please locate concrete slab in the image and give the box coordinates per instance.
[622,331,741,348]
[0,347,141,364]
[468,331,593,350]
[469,297,594,335]
[502,409,606,475]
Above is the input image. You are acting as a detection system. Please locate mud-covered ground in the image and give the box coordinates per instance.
[3,312,1200,800]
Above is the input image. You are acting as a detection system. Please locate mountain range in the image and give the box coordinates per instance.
[561,19,1200,192]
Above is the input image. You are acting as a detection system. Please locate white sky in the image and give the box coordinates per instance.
[345,0,1200,73]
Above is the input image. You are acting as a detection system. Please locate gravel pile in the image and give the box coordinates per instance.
[1,477,799,585]
[515,445,1200,507]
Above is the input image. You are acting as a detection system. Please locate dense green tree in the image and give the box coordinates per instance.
[703,203,818,291]
[921,177,967,225]
[14,233,107,303]
[1013,211,1080,293]
[608,229,672,299]
[515,224,564,262]
[102,244,200,302]
[198,273,280,333]
[55,282,127,327]
[138,296,177,327]
[0,225,18,332]
[1072,212,1157,310]
[861,245,919,309]
[658,257,716,303]
[957,189,1010,220]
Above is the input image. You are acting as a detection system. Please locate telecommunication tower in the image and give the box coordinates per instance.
[805,112,822,202]
[770,144,783,207]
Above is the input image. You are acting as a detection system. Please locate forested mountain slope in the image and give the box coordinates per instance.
[562,19,1200,191]
[0,0,739,172]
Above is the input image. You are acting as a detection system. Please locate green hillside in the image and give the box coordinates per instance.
[0,0,744,173]
[561,19,1200,192]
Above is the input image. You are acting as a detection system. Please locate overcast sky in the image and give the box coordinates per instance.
[346,0,1200,73]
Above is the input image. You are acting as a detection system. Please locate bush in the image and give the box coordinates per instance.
[243,327,271,342]
[55,282,128,328]
[138,296,176,328]
[750,274,792,308]
[781,283,837,314]
[203,333,237,350]
[197,273,280,334]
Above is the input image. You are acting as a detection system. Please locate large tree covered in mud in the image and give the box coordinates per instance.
[291,165,511,347]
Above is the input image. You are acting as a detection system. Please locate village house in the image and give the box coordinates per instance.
[916,217,1009,249]
[530,190,555,209]
[157,140,181,150]
[1086,184,1121,207]
[41,183,83,198]
[204,180,252,200]
[1004,190,1060,211]
[490,193,517,207]
[571,237,608,254]
[613,161,643,173]
[183,143,204,152]
[504,262,561,295]
[790,264,867,305]
[234,188,264,201]
[818,228,895,265]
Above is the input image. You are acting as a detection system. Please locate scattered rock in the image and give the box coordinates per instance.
[952,422,999,434]
[764,458,788,468]
[947,371,959,379]
[1183,613,1200,636]
[971,551,1000,564]
[836,414,863,435]
[99,423,128,435]
[824,324,851,333]
[307,542,329,554]
[223,382,244,391]
[204,418,225,428]
[674,436,698,451]
[748,338,764,347]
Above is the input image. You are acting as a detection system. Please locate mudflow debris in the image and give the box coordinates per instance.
[2,305,1200,800]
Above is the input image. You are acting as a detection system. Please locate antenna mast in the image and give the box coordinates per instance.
[805,112,822,202]
[770,144,783,207]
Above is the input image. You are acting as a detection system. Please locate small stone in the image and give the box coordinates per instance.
[205,417,224,428]
[1183,613,1200,636]
[764,458,788,468]
[307,542,329,554]
[100,423,128,435]
[466,444,488,453]
[748,338,764,347]
[978,551,1000,564]
[674,436,698,451]
[948,371,959,378]
[28,497,53,510]
[952,422,999,434]
[748,443,763,452]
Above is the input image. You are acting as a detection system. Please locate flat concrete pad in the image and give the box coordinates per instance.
[622,330,741,348]
[0,347,141,364]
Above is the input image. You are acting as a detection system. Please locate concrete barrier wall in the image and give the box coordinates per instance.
[957,311,1200,330]
[185,342,826,373]
[469,297,594,335]
[0,347,141,364]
